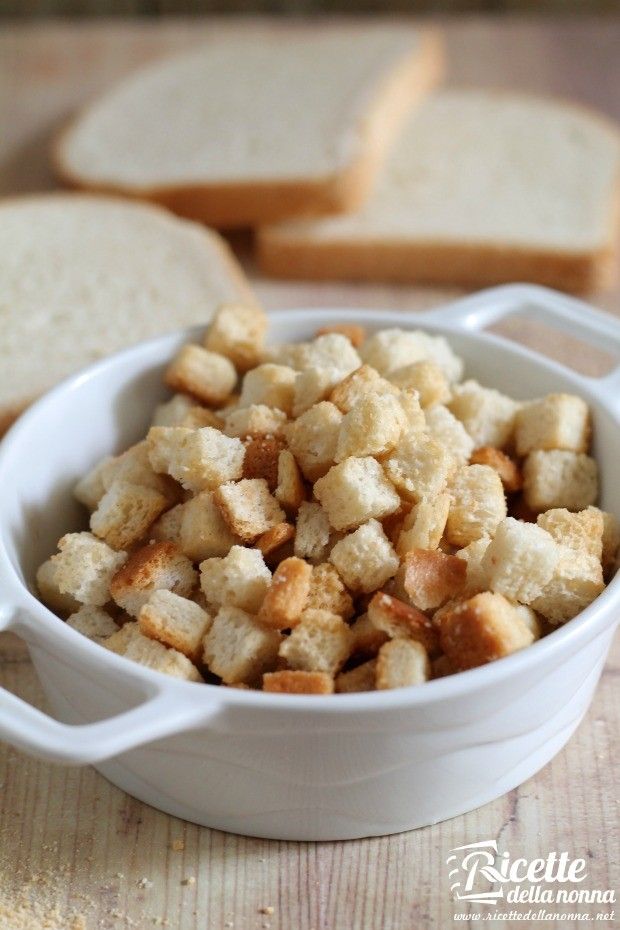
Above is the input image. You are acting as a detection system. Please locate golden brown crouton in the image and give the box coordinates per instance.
[438,592,535,671]
[401,548,467,612]
[275,449,306,514]
[335,659,377,693]
[470,447,523,494]
[263,670,334,694]
[242,436,285,491]
[349,614,389,658]
[396,494,450,556]
[278,609,353,675]
[315,323,366,348]
[258,557,312,630]
[256,522,296,558]
[367,591,440,656]
[214,478,285,542]
[204,302,268,373]
[110,541,197,618]
[179,491,239,561]
[165,344,237,406]
[376,638,430,690]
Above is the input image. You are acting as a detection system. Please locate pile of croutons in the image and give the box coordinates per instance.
[36,304,619,694]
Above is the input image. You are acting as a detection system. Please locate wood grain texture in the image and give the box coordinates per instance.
[0,16,619,929]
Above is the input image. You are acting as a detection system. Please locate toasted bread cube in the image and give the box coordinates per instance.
[200,545,271,613]
[329,364,399,414]
[66,605,119,642]
[256,523,295,558]
[349,614,389,658]
[515,393,590,456]
[74,456,114,511]
[110,541,197,618]
[36,559,81,615]
[204,302,268,373]
[396,493,450,556]
[388,360,450,409]
[448,380,519,449]
[279,609,353,675]
[376,638,430,690]
[263,670,334,695]
[330,519,399,593]
[425,405,475,464]
[214,478,285,542]
[147,426,245,493]
[223,404,287,439]
[438,592,535,671]
[514,604,543,641]
[138,589,212,663]
[285,401,343,482]
[239,363,296,414]
[601,510,620,575]
[272,333,361,377]
[384,434,454,503]
[445,464,507,547]
[105,621,203,682]
[101,442,179,501]
[150,503,185,546]
[470,447,523,494]
[257,557,312,630]
[360,328,463,382]
[275,449,306,515]
[315,323,366,348]
[203,606,281,685]
[152,393,222,430]
[90,480,169,550]
[537,507,604,560]
[336,659,377,693]
[292,367,344,418]
[179,491,239,561]
[523,451,598,513]
[335,393,407,462]
[481,517,560,604]
[368,591,439,655]
[314,457,400,531]
[293,502,331,563]
[531,546,604,624]
[306,563,354,620]
[242,436,284,491]
[455,536,491,596]
[165,344,237,406]
[401,549,467,612]
[49,532,126,607]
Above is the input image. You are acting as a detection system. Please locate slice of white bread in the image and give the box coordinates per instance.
[0,194,256,435]
[54,26,443,228]
[258,90,620,293]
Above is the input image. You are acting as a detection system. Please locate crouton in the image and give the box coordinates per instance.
[384,434,454,503]
[314,457,400,531]
[360,328,463,381]
[272,333,361,378]
[398,391,427,432]
[306,563,354,620]
[367,591,440,656]
[349,614,389,658]
[455,536,491,596]
[531,546,604,624]
[523,451,598,513]
[515,393,590,456]
[537,507,604,560]
[438,592,536,671]
[263,670,334,695]
[445,464,507,547]
[105,621,203,682]
[138,590,212,663]
[150,503,185,546]
[292,367,343,418]
[336,659,377,693]
[329,520,399,593]
[448,380,519,449]
[74,456,113,511]
[388,360,450,409]
[49,532,126,607]
[329,364,399,414]
[401,549,467,612]
[315,323,366,348]
[278,610,353,675]
[335,393,407,462]
[200,545,271,613]
[470,447,523,494]
[482,517,560,604]
[257,557,312,630]
[223,405,287,439]
[66,605,119,642]
[242,436,284,491]
[285,401,343,481]
[239,363,296,414]
[425,405,475,463]
[179,491,239,561]
[165,344,237,406]
[100,442,179,502]
[214,478,285,542]
[396,494,450,556]
[375,638,430,690]
[204,302,268,373]
[110,541,197,617]
[36,558,81,615]
[152,393,222,430]
[90,479,169,550]
[431,655,454,679]
[256,522,295,558]
[275,449,306,514]
[147,426,245,493]
[203,606,281,685]
[601,510,620,575]
[514,604,543,640]
[293,502,331,563]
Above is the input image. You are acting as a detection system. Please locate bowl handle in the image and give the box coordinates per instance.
[0,605,213,765]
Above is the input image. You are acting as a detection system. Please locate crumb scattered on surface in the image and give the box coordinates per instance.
[170,839,185,852]
[181,876,195,886]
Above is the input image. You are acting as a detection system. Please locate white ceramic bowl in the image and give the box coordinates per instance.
[0,285,618,841]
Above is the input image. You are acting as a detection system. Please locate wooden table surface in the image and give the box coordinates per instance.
[0,16,619,930]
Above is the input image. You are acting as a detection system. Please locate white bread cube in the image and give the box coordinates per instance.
[396,493,450,556]
[275,449,306,514]
[314,457,400,531]
[315,323,366,348]
[36,558,81,615]
[203,606,281,685]
[360,328,463,381]
[601,510,620,574]
[147,426,245,493]
[199,545,271,613]
[306,563,354,620]
[67,605,119,642]
[239,363,296,414]
[292,367,344,418]
[448,380,519,449]
[438,592,535,671]
[294,501,331,563]
[482,517,560,604]
[376,638,430,690]
[165,344,237,406]
[150,503,185,546]
[110,541,197,617]
[384,434,454,503]
[531,546,604,624]
[152,393,199,428]
[523,450,598,513]
[336,659,377,693]
[285,401,343,481]
[271,333,360,378]
[139,589,212,663]
[74,456,114,511]
[445,464,507,547]
[537,507,604,560]
[179,491,239,561]
[90,479,169,550]
[105,621,203,682]
[214,478,285,541]
[100,441,178,499]
[335,393,406,462]
[50,532,126,607]
[329,363,399,414]
[223,404,287,439]
[329,519,399,593]
[455,535,491,596]
[425,405,475,463]
[515,393,590,456]
[388,360,450,408]
[204,302,268,373]
[279,609,353,675]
